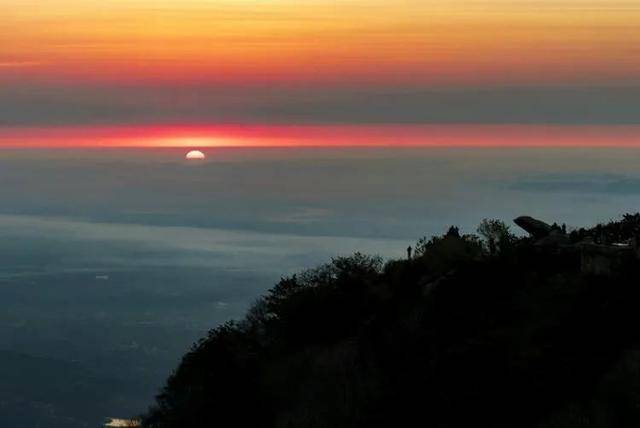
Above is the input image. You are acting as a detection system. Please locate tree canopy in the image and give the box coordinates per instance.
[141,214,640,428]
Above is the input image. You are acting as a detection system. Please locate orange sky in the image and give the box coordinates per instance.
[3,0,640,85]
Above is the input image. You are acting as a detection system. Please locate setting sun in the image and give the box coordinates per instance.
[185,150,205,160]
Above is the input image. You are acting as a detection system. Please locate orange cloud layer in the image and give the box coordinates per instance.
[2,1,639,85]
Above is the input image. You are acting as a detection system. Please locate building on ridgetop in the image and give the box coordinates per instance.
[513,215,640,276]
[104,418,140,428]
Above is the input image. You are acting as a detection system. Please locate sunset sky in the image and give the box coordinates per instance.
[3,5,640,424]
[2,0,639,146]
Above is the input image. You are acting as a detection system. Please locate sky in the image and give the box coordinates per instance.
[1,0,640,144]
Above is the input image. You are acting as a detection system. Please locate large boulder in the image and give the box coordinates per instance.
[514,216,553,239]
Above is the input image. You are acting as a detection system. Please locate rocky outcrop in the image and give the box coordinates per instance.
[514,215,640,275]
[514,216,553,239]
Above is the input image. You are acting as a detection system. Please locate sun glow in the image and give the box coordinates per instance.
[2,125,640,149]
[153,137,233,148]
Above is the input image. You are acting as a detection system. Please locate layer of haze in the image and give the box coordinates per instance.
[3,147,640,427]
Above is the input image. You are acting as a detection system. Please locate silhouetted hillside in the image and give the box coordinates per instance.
[141,215,640,428]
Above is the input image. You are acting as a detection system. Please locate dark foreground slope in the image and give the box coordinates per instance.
[142,217,640,428]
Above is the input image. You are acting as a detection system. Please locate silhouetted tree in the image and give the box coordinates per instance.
[477,218,515,256]
[446,225,460,238]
